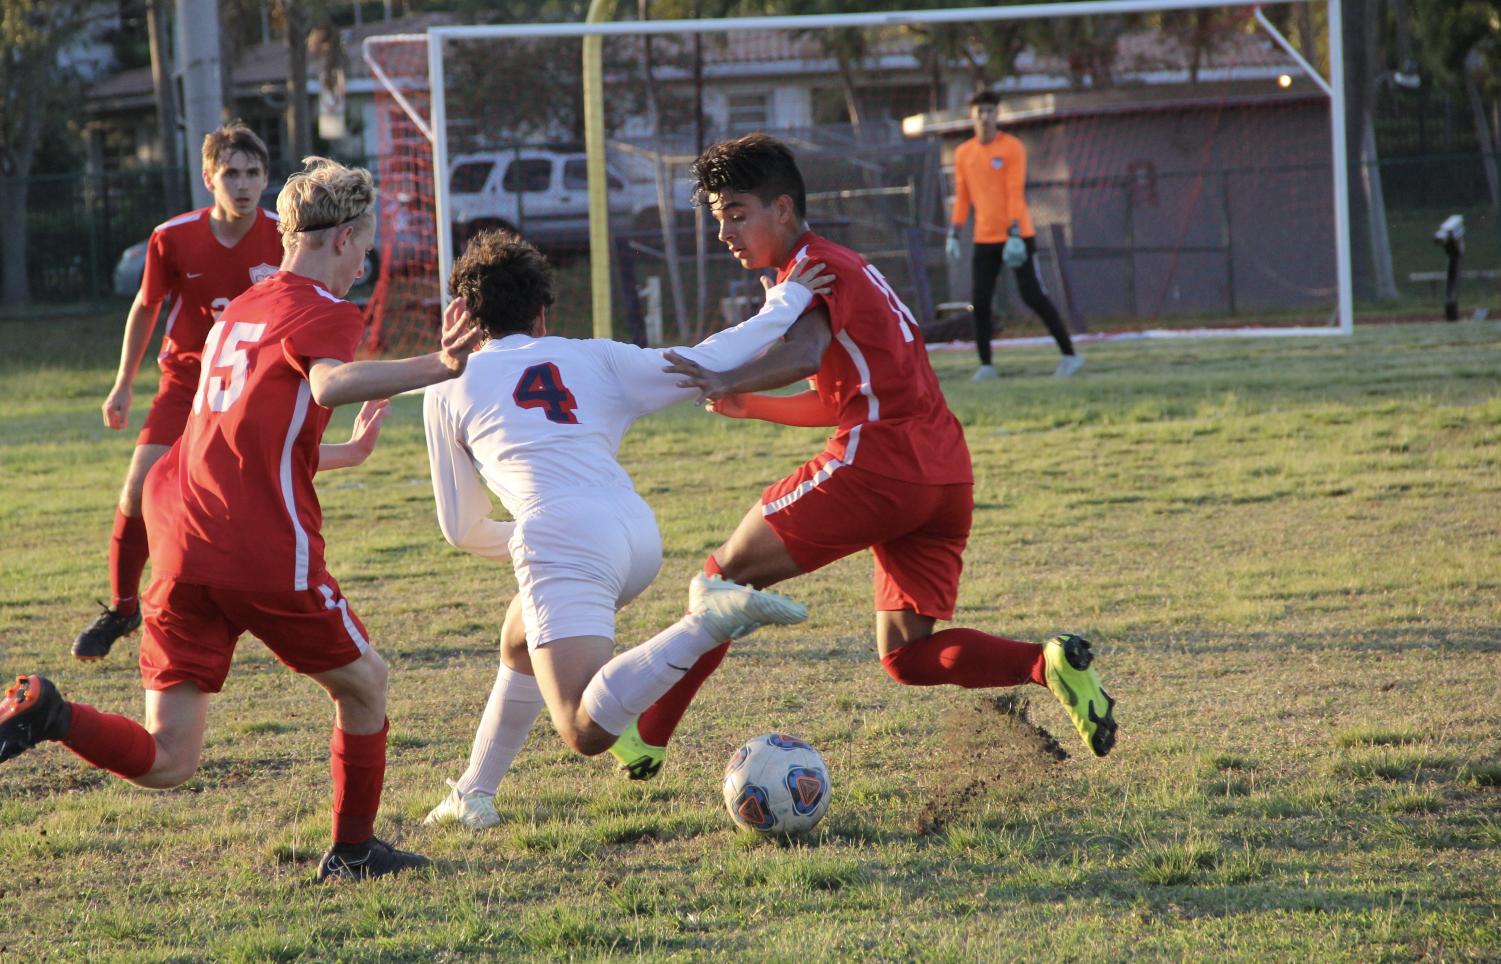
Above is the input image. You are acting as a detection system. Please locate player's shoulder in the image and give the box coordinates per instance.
[798,234,866,272]
[152,207,209,235]
[259,273,353,315]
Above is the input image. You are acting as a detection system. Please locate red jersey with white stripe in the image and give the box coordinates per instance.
[774,231,972,485]
[140,207,284,361]
[143,271,365,592]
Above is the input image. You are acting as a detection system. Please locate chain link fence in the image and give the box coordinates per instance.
[6,150,1498,314]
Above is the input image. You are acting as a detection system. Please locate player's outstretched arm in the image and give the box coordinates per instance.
[663,305,831,402]
[606,262,832,419]
[677,259,831,375]
[309,298,484,409]
[318,399,389,471]
[707,389,837,427]
[103,290,165,430]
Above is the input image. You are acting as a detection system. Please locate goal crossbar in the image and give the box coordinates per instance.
[426,0,1308,42]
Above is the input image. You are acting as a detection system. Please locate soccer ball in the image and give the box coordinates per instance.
[722,733,831,836]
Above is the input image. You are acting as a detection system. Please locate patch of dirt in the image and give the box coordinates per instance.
[918,694,1069,834]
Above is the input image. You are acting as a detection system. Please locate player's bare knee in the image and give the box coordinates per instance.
[320,651,388,718]
[573,726,615,757]
[133,746,200,789]
[500,633,531,674]
[117,484,144,517]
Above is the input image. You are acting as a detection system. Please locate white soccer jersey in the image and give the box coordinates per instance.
[424,280,816,562]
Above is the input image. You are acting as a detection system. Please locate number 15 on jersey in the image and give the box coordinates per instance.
[194,319,267,414]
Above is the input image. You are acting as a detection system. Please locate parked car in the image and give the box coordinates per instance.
[112,180,398,298]
[448,148,687,251]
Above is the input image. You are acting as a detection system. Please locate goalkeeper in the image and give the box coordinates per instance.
[947,89,1082,380]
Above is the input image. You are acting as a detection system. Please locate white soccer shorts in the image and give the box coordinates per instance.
[509,491,662,648]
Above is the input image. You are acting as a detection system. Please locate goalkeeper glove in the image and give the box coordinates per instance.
[1002,225,1027,269]
[945,229,961,262]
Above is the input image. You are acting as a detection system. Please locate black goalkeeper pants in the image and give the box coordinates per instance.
[971,237,1075,366]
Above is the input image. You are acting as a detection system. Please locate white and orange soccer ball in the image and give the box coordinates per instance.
[722,733,831,836]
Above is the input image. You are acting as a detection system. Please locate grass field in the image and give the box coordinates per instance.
[2,309,1499,960]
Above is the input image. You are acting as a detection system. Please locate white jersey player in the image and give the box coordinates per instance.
[422,229,832,829]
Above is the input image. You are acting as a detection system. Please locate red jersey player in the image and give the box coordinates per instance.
[0,157,485,882]
[607,134,1117,779]
[75,124,286,661]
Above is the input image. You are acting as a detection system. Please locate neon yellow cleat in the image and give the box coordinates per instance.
[608,720,666,781]
[1043,634,1118,758]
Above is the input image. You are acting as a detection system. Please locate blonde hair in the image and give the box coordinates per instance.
[277,156,376,248]
[202,123,269,176]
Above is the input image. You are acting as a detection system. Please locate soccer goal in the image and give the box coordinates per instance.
[363,0,1350,355]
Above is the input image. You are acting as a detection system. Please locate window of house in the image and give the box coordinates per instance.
[726,91,771,131]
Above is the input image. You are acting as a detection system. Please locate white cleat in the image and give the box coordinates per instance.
[423,779,500,830]
[970,364,999,382]
[689,573,808,641]
[1053,354,1085,378]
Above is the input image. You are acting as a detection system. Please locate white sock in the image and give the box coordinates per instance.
[581,613,720,736]
[454,663,544,796]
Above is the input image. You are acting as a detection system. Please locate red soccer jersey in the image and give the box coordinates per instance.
[775,231,972,486]
[140,207,285,361]
[143,271,366,593]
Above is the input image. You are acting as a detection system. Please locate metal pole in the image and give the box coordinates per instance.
[428,32,454,312]
[432,0,1307,41]
[583,0,617,339]
[1327,0,1354,334]
[174,0,224,208]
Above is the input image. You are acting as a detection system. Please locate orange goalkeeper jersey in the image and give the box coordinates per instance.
[950,132,1035,243]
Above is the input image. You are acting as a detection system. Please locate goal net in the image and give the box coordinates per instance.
[363,0,1349,355]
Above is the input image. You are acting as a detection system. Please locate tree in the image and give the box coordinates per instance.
[276,0,315,166]
[1411,0,1501,211]
[0,0,92,305]
[1343,0,1399,301]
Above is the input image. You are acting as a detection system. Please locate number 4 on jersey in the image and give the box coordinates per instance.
[513,362,579,424]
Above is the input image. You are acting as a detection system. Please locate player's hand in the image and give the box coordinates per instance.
[439,296,484,375]
[944,233,961,262]
[781,259,833,298]
[662,350,731,401]
[1002,231,1027,269]
[346,398,390,459]
[704,393,752,419]
[102,383,132,430]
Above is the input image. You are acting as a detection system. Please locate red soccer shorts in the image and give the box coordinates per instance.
[139,573,370,692]
[760,455,973,619]
[137,353,200,446]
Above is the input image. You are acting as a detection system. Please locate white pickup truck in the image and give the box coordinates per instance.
[448,148,680,250]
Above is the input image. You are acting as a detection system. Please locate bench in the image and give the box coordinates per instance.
[1408,268,1501,298]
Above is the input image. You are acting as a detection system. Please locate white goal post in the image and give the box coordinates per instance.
[367,0,1351,343]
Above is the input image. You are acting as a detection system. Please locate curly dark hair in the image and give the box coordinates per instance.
[690,133,806,218]
[967,89,1000,109]
[449,229,556,338]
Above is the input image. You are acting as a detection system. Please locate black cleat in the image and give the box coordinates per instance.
[0,674,72,763]
[316,836,431,882]
[72,602,142,661]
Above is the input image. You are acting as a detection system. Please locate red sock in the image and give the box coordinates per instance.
[330,720,388,845]
[108,511,149,615]
[635,554,730,748]
[881,628,1047,689]
[62,703,158,779]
